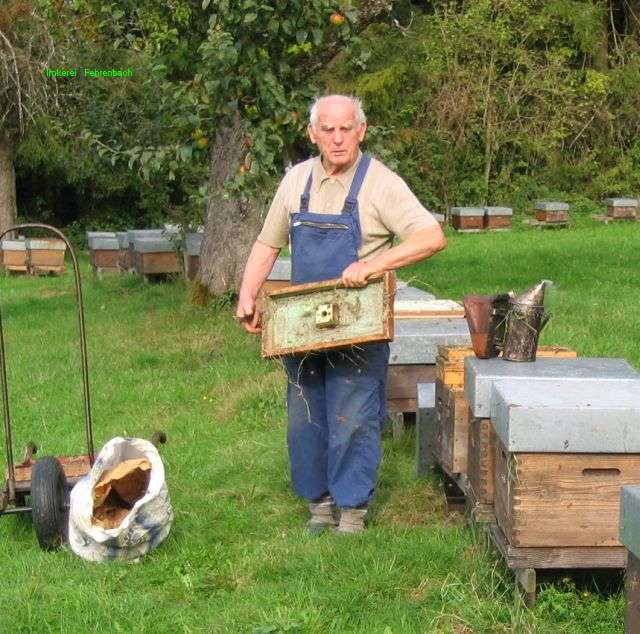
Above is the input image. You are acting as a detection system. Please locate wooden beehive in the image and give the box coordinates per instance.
[534,201,569,223]
[492,379,640,548]
[484,206,513,230]
[26,238,66,274]
[435,345,577,480]
[451,207,484,231]
[89,236,120,275]
[261,271,395,358]
[604,197,637,219]
[133,237,180,276]
[1,239,28,273]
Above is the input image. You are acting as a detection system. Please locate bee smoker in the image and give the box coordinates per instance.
[502,281,551,362]
[462,293,512,359]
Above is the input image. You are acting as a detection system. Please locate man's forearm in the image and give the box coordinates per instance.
[238,240,281,301]
[365,226,446,276]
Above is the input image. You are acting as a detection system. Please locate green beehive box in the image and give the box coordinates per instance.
[261,271,395,358]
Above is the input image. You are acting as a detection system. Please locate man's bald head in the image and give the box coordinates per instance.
[309,95,366,129]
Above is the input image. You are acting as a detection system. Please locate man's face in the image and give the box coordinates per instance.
[308,97,367,175]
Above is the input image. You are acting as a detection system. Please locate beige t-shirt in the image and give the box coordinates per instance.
[257,152,438,261]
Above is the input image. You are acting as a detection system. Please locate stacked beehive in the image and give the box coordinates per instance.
[1,238,27,273]
[87,231,118,276]
[184,232,203,281]
[26,238,66,275]
[433,345,576,518]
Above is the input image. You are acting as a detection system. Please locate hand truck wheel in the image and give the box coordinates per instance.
[31,457,68,550]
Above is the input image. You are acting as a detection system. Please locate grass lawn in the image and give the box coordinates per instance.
[0,216,638,633]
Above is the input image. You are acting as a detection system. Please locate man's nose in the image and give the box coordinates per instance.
[332,130,343,144]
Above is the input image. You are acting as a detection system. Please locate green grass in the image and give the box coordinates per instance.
[0,216,637,633]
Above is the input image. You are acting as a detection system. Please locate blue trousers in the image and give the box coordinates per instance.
[283,343,389,508]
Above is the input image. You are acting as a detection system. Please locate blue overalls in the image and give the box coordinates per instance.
[283,154,389,509]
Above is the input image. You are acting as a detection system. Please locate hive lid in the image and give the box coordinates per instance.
[268,257,291,281]
[534,201,569,211]
[1,239,26,251]
[451,207,484,216]
[90,237,120,251]
[604,198,638,207]
[433,212,445,223]
[132,237,176,253]
[484,206,513,216]
[620,486,640,557]
[464,356,639,418]
[389,318,470,364]
[492,379,640,452]
[126,229,164,243]
[86,231,116,241]
[26,239,66,251]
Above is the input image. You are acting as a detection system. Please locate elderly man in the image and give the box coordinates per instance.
[236,94,446,534]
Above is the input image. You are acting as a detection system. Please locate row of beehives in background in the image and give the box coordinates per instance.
[0,237,67,275]
[421,345,640,606]
[448,197,638,231]
[86,228,203,280]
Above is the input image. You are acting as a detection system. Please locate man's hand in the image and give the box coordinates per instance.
[341,261,372,288]
[235,295,262,334]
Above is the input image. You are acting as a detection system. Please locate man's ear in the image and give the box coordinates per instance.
[357,122,367,143]
[307,123,317,144]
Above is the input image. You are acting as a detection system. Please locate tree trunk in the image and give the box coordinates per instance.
[199,111,263,295]
[0,135,17,236]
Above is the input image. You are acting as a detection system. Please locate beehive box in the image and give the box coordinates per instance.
[451,207,485,231]
[493,379,640,548]
[26,238,66,274]
[126,229,164,267]
[184,232,203,281]
[484,206,513,230]
[116,232,133,272]
[1,239,27,272]
[620,485,640,631]
[433,212,445,228]
[604,197,637,219]
[261,271,394,358]
[463,357,638,511]
[534,201,569,223]
[132,237,180,276]
[434,345,576,477]
[89,236,120,274]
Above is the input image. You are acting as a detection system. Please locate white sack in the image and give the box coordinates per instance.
[68,437,173,562]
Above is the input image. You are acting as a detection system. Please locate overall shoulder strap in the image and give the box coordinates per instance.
[299,165,314,213]
[342,154,371,214]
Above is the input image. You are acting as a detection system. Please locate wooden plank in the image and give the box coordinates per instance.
[465,485,495,525]
[11,454,91,483]
[626,552,640,634]
[394,298,464,319]
[467,413,496,506]
[489,523,627,570]
[386,365,436,399]
[495,448,640,547]
[256,280,291,312]
[387,397,416,414]
[262,271,395,358]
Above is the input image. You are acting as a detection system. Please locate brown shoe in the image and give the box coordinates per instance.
[337,507,368,535]
[306,495,338,534]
